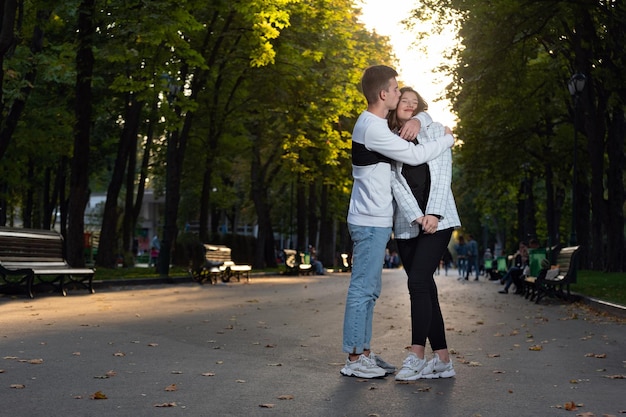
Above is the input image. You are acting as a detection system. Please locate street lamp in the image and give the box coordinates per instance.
[567,72,586,246]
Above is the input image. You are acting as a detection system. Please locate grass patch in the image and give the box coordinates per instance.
[94,266,190,281]
[575,270,626,306]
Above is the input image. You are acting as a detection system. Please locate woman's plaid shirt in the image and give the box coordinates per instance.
[391,112,461,239]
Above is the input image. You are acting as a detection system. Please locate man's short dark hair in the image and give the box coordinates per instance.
[361,65,398,105]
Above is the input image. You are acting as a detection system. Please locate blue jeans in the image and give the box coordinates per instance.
[342,224,391,354]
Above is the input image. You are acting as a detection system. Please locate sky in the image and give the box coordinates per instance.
[357,0,457,127]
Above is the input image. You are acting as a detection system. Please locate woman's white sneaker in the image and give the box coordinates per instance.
[421,353,455,379]
[394,353,427,381]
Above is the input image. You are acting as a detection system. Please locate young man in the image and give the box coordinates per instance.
[341,65,455,378]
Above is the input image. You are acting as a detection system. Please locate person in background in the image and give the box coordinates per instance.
[440,247,453,276]
[454,236,467,279]
[309,246,325,275]
[384,248,392,268]
[149,235,160,267]
[388,86,460,381]
[341,66,454,379]
[482,248,494,278]
[498,241,529,294]
[465,234,479,281]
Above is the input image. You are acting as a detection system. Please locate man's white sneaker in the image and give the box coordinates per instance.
[394,353,427,381]
[421,353,456,379]
[340,354,386,378]
[370,352,396,374]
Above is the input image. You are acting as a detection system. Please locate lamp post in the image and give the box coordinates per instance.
[567,72,586,246]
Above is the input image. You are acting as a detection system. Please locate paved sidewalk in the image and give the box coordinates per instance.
[1,269,624,417]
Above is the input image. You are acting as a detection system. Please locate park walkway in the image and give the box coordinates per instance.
[1,268,624,416]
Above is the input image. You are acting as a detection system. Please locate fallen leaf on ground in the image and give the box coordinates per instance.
[467,361,482,367]
[267,363,282,366]
[154,402,177,407]
[148,343,158,347]
[72,352,81,356]
[201,372,215,376]
[10,384,26,389]
[603,374,624,379]
[164,384,177,391]
[236,380,246,383]
[563,401,578,411]
[529,345,543,351]
[277,394,294,400]
[113,352,125,357]
[171,371,183,374]
[90,391,108,400]
[488,354,500,358]
[259,404,275,408]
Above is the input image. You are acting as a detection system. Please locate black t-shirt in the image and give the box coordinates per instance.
[402,162,431,212]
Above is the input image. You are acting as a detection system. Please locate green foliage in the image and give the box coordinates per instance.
[410,0,626,263]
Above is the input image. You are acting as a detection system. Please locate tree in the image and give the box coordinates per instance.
[409,0,625,270]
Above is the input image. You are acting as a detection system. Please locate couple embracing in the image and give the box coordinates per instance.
[341,65,460,381]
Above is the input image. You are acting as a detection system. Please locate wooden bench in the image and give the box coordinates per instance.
[0,227,95,298]
[188,244,251,284]
[486,256,508,281]
[282,249,312,275]
[524,246,581,303]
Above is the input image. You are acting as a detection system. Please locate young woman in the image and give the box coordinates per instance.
[388,87,461,380]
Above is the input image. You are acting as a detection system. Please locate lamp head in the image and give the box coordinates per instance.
[568,73,586,96]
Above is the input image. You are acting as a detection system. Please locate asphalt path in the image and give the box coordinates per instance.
[1,268,624,417]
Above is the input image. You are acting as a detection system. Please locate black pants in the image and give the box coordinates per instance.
[396,228,453,350]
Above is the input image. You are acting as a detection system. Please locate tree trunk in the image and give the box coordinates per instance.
[158,111,194,276]
[122,99,142,264]
[199,153,213,242]
[606,106,625,271]
[23,159,34,228]
[0,8,46,160]
[249,166,276,269]
[544,163,557,248]
[308,182,318,249]
[66,0,95,267]
[318,183,334,267]
[131,97,158,243]
[296,180,306,251]
[96,97,139,268]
